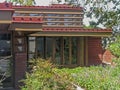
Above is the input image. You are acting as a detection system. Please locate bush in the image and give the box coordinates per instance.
[21,58,75,90]
[59,59,120,90]
[109,36,120,57]
[21,58,120,90]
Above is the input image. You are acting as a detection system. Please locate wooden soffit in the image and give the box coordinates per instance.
[29,32,112,37]
[29,27,112,37]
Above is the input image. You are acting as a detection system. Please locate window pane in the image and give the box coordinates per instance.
[0,33,12,88]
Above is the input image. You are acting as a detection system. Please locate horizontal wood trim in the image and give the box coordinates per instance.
[0,21,11,24]
[9,23,42,31]
[15,11,83,14]
[44,21,81,23]
[42,25,83,28]
[14,28,42,31]
[44,16,83,19]
[14,8,82,11]
[29,32,112,37]
[13,16,83,19]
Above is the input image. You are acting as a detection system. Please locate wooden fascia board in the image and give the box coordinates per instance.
[0,20,12,24]
[13,8,82,12]
[9,23,42,31]
[15,11,83,14]
[29,32,112,37]
[12,16,83,19]
[14,28,42,31]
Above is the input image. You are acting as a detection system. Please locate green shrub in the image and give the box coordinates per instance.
[21,58,120,90]
[21,58,75,90]
[109,36,120,57]
[59,60,120,90]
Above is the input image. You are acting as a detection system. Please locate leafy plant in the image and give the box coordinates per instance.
[21,58,75,90]
[59,60,120,90]
[21,57,120,90]
[109,35,120,57]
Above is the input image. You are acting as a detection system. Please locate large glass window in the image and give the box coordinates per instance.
[55,37,77,65]
[28,37,77,67]
[0,33,13,88]
[36,37,53,59]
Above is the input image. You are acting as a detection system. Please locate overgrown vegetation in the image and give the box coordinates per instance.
[21,57,120,90]
[21,58,75,90]
[21,37,120,90]
[58,59,120,90]
[109,35,120,57]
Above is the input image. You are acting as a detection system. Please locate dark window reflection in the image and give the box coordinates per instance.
[0,33,12,88]
[0,34,11,56]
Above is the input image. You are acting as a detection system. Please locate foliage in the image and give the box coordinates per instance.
[109,35,120,57]
[58,0,120,28]
[57,0,120,48]
[21,57,120,90]
[58,59,120,90]
[21,58,75,90]
[6,0,36,5]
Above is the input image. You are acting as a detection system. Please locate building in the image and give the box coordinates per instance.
[0,2,112,89]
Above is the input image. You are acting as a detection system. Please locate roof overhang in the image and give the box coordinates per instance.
[9,23,43,31]
[0,9,12,24]
[0,3,14,24]
[29,28,112,37]
[9,16,43,31]
[29,32,112,37]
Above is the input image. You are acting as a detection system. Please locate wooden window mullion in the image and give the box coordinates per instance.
[52,37,56,63]
[60,37,64,65]
[69,37,72,64]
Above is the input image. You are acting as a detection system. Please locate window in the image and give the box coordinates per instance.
[55,37,77,65]
[0,33,13,88]
[28,37,78,67]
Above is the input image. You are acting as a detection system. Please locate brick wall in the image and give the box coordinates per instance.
[102,50,115,64]
[14,53,27,89]
[87,37,103,65]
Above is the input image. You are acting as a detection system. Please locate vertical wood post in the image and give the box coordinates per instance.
[69,37,72,64]
[43,37,47,59]
[85,37,88,66]
[60,37,64,65]
[77,37,84,66]
[52,37,56,63]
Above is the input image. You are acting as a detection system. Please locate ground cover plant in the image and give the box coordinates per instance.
[58,58,120,90]
[21,57,120,90]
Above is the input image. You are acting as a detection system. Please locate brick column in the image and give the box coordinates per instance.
[12,31,27,89]
[88,37,103,65]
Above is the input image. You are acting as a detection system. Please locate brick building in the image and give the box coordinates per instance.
[0,2,112,89]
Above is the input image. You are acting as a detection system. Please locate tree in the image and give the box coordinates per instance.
[57,0,120,48]
[58,0,120,28]
[6,0,36,5]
